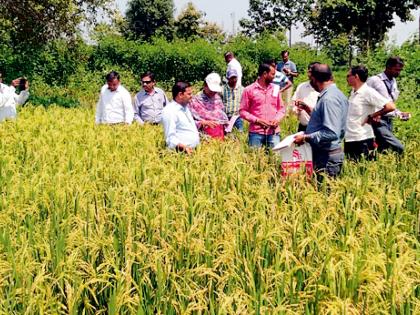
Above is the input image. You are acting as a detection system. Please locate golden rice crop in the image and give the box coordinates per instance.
[0,104,418,314]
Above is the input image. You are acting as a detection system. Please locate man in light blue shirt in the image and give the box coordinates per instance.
[162,82,200,154]
[133,71,168,125]
[294,64,348,178]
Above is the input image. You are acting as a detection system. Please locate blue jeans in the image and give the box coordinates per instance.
[227,116,244,132]
[372,117,404,154]
[248,132,280,149]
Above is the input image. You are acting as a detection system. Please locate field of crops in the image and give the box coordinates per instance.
[0,81,418,314]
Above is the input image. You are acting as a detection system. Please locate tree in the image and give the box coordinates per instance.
[239,0,312,39]
[305,0,420,56]
[174,2,203,40]
[174,2,225,42]
[125,0,175,41]
[0,0,110,48]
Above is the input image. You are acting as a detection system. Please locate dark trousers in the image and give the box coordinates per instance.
[344,138,376,161]
[297,123,307,132]
[372,117,404,154]
[312,147,344,181]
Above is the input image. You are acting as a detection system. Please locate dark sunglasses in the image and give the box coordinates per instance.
[142,80,153,84]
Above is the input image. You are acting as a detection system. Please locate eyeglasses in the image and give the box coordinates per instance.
[142,80,152,84]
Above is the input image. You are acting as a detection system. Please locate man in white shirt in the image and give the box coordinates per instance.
[0,74,30,122]
[366,56,408,154]
[292,62,320,131]
[224,52,243,88]
[162,82,199,154]
[95,71,134,125]
[345,65,396,161]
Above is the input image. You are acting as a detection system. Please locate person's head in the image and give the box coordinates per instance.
[106,71,120,92]
[204,73,222,97]
[226,69,238,88]
[281,50,289,62]
[310,64,333,92]
[258,63,276,85]
[385,56,404,78]
[347,65,368,87]
[140,71,156,93]
[307,62,321,80]
[172,81,192,106]
[224,52,234,64]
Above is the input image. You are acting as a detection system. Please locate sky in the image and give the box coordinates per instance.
[116,0,419,46]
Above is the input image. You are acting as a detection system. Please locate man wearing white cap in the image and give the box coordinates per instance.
[188,73,228,139]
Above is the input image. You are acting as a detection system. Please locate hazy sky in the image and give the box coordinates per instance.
[116,0,419,45]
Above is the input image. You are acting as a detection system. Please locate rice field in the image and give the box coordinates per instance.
[0,103,418,314]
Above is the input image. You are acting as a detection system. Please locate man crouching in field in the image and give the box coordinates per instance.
[162,82,200,154]
[95,71,134,125]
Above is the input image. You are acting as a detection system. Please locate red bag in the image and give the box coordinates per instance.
[203,125,225,139]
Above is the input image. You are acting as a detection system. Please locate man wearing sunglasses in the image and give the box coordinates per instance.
[133,71,168,125]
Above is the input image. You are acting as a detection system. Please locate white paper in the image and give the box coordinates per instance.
[272,84,280,97]
[225,114,240,133]
[272,131,304,151]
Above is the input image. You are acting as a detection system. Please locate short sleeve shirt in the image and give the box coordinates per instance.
[346,84,389,142]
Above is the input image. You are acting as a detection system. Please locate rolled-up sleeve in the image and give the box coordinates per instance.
[306,99,341,145]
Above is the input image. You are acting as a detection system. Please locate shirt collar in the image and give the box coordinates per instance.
[254,80,272,91]
[379,72,394,83]
[143,88,156,96]
[318,83,336,98]
[353,83,368,95]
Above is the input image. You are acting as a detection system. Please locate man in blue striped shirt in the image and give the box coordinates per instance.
[222,69,244,132]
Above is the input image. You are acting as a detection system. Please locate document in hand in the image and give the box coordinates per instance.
[225,115,240,133]
[273,132,313,177]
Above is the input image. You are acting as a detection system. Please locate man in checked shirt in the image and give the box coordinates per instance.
[222,69,244,132]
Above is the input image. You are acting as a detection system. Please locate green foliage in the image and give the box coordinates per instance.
[0,0,110,49]
[174,2,204,40]
[306,0,419,53]
[322,34,351,66]
[88,36,225,84]
[240,0,312,37]
[125,0,175,41]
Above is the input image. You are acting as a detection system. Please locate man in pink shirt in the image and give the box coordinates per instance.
[240,62,286,148]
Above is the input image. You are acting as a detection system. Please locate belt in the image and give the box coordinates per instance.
[328,147,343,155]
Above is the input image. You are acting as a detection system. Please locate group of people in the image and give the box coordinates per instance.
[95,51,410,178]
[293,57,409,177]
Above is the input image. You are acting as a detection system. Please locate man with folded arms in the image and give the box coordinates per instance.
[366,56,408,154]
[345,65,396,161]
[294,64,348,178]
[162,82,199,154]
[240,62,286,149]
[133,71,168,125]
[95,71,134,125]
